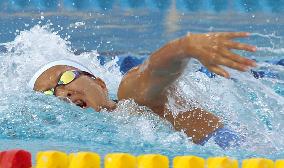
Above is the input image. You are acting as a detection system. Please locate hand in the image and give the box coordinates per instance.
[181,32,257,78]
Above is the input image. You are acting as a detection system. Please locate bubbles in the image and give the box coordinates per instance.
[0,25,122,95]
[69,22,86,29]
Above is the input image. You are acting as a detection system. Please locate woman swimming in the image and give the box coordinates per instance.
[28,32,256,149]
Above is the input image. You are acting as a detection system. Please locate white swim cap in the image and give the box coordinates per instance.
[28,59,93,89]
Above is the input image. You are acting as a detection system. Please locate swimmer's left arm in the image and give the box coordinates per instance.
[119,32,257,102]
[145,32,257,88]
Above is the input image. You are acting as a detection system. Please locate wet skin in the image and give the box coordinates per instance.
[34,32,256,144]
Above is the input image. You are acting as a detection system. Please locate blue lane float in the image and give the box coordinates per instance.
[113,55,217,77]
[197,67,216,78]
[1,0,284,13]
[251,70,279,79]
[113,55,282,80]
[119,55,146,74]
[277,59,284,66]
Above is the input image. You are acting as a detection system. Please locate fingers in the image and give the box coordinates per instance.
[204,48,256,77]
[220,48,257,67]
[217,32,250,39]
[225,41,256,52]
[207,65,229,78]
[215,56,248,72]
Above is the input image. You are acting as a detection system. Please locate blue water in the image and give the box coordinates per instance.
[0,0,284,164]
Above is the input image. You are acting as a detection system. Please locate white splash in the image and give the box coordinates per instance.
[166,60,284,154]
[0,25,122,96]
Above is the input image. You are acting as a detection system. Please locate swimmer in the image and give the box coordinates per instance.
[28,32,256,149]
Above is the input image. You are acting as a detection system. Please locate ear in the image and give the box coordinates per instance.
[95,77,107,90]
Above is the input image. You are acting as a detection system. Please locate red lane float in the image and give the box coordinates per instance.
[0,149,31,168]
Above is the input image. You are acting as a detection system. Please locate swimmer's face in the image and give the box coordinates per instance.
[33,65,116,111]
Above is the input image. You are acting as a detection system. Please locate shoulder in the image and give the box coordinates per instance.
[117,66,144,101]
[118,65,167,110]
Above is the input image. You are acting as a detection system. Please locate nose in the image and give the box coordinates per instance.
[106,100,117,111]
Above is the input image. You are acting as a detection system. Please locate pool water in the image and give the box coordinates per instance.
[0,0,284,163]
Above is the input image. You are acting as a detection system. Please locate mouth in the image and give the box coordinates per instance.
[57,96,89,109]
[74,99,88,109]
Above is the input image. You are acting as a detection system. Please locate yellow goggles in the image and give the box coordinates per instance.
[43,70,96,95]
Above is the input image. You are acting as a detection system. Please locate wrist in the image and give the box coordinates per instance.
[178,33,195,59]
